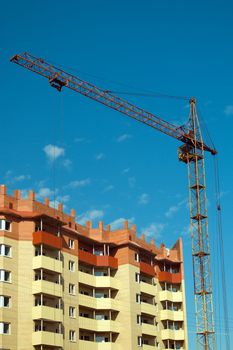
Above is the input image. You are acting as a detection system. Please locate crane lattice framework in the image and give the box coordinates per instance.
[11,52,217,350]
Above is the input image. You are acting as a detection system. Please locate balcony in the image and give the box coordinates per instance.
[140,262,155,277]
[79,294,119,311]
[159,290,183,303]
[143,345,157,350]
[32,280,62,297]
[140,282,156,296]
[161,329,185,340]
[79,271,119,290]
[159,310,184,321]
[32,331,63,346]
[141,302,156,316]
[33,255,62,274]
[158,271,182,283]
[33,231,62,250]
[78,250,118,269]
[78,316,120,332]
[141,323,157,336]
[79,341,120,350]
[32,306,63,322]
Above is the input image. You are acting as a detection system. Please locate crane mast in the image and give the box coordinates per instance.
[10,52,217,350]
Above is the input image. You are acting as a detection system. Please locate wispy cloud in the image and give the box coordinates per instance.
[103,185,114,192]
[77,209,104,225]
[95,153,105,160]
[122,167,130,174]
[74,137,91,144]
[63,159,72,169]
[67,178,91,189]
[224,105,233,116]
[142,222,165,240]
[116,134,132,143]
[43,144,65,162]
[128,176,136,188]
[4,171,31,185]
[110,217,134,230]
[165,199,187,218]
[37,187,56,199]
[138,193,149,205]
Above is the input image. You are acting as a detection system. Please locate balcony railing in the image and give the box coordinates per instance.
[159,290,183,303]
[78,316,120,332]
[78,341,120,350]
[79,294,119,311]
[33,255,62,273]
[32,331,63,346]
[33,231,62,250]
[79,250,118,269]
[32,305,63,322]
[79,271,119,290]
[32,280,62,297]
[157,271,182,283]
[159,310,184,321]
[161,329,185,341]
[140,262,155,277]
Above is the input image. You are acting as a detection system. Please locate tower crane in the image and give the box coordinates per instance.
[10,52,217,350]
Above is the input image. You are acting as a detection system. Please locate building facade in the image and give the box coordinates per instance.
[0,185,188,350]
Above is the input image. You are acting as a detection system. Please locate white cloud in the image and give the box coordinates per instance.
[63,159,72,169]
[95,153,105,160]
[67,178,91,189]
[77,209,104,225]
[165,199,187,218]
[128,177,136,188]
[138,193,149,205]
[43,144,65,161]
[142,222,165,239]
[103,185,114,192]
[56,194,70,203]
[4,171,31,184]
[224,105,233,116]
[37,187,56,199]
[110,217,134,230]
[122,167,130,174]
[116,134,132,143]
[14,174,31,182]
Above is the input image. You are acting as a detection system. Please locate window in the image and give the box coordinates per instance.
[69,306,76,318]
[137,336,142,347]
[69,261,75,272]
[93,249,104,256]
[94,270,107,277]
[0,296,10,308]
[69,239,74,249]
[69,284,75,295]
[69,330,76,342]
[137,315,141,324]
[135,273,140,283]
[0,220,11,231]
[0,245,11,257]
[96,335,108,343]
[95,292,107,298]
[0,270,11,282]
[135,252,139,262]
[0,322,10,334]
[136,293,141,304]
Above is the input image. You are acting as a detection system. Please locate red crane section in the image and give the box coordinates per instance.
[10,52,216,155]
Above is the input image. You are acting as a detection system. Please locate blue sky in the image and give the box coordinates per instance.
[1,0,233,347]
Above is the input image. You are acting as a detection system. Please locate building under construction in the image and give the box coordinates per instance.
[0,185,188,349]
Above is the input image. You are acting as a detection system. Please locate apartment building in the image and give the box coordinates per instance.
[0,185,188,350]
